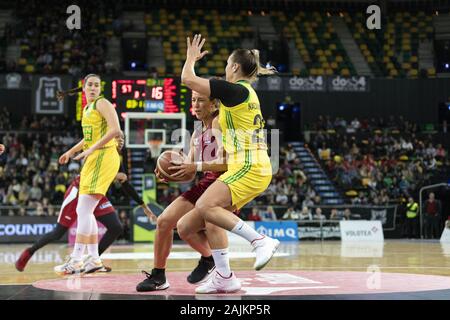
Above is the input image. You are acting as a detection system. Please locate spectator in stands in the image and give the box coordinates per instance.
[403,196,419,238]
[342,208,359,220]
[351,118,361,130]
[17,207,27,217]
[318,143,331,161]
[435,144,446,161]
[313,207,325,221]
[312,195,322,206]
[299,206,312,220]
[285,144,297,162]
[275,189,289,205]
[282,207,299,220]
[330,208,344,220]
[423,192,442,239]
[302,196,314,208]
[29,181,42,202]
[247,207,262,221]
[118,210,130,241]
[305,186,316,200]
[291,193,300,207]
[260,206,277,221]
[425,143,436,158]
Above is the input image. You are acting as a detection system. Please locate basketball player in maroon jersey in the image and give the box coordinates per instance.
[136,90,229,292]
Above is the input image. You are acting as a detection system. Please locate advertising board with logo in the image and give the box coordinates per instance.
[255,221,299,241]
[0,217,64,243]
[328,76,369,92]
[340,220,384,242]
[286,76,326,91]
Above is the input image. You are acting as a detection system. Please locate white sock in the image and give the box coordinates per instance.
[87,244,99,259]
[211,248,232,278]
[87,215,99,259]
[230,220,264,244]
[71,243,86,260]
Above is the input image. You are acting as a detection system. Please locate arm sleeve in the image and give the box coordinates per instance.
[120,180,144,205]
[209,79,249,107]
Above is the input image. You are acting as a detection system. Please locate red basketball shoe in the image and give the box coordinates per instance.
[15,248,33,272]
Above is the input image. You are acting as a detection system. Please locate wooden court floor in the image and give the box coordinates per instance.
[1,240,449,299]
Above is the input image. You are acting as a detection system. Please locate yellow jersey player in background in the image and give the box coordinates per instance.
[54,74,122,275]
[180,34,280,293]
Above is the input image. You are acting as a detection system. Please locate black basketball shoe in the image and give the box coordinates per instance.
[187,256,216,284]
[136,269,170,292]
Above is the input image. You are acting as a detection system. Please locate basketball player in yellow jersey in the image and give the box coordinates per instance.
[54,74,122,275]
[180,34,280,292]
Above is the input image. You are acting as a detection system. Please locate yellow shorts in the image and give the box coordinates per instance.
[218,149,272,210]
[79,146,120,196]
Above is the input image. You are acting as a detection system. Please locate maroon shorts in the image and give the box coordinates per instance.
[57,197,115,228]
[181,172,220,204]
[181,172,240,216]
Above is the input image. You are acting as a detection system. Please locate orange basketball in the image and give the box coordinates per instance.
[156,150,195,183]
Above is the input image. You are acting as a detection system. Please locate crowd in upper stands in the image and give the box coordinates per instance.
[0,1,438,78]
[4,1,123,76]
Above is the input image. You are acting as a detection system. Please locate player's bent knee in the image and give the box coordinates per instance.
[157,214,176,231]
[194,200,212,217]
[176,220,190,240]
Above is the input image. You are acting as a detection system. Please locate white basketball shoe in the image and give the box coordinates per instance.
[82,255,104,274]
[54,256,84,275]
[252,236,280,271]
[195,271,241,294]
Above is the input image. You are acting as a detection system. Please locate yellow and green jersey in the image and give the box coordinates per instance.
[81,96,117,150]
[218,80,267,154]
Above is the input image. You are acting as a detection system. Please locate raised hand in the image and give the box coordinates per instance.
[186,34,209,62]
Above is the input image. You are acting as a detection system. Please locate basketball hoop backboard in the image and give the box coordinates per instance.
[124,113,186,151]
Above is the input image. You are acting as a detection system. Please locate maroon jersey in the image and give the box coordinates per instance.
[57,176,115,228]
[181,121,221,204]
[192,123,221,179]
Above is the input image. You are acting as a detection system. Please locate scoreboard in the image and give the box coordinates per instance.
[111,77,190,114]
[76,77,191,121]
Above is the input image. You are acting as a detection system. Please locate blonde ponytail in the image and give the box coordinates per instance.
[250,49,277,77]
[231,48,277,83]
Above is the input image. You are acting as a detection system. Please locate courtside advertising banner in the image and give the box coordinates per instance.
[0,216,65,243]
[255,221,299,241]
[340,220,384,242]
